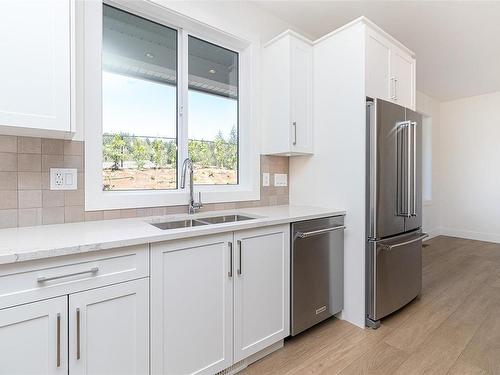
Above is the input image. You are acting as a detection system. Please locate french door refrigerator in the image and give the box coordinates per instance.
[366,98,428,329]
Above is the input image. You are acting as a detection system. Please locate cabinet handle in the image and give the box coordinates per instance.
[76,308,81,360]
[56,313,61,367]
[228,242,233,277]
[237,240,242,275]
[292,121,297,146]
[390,77,396,99]
[37,267,99,283]
[394,77,398,100]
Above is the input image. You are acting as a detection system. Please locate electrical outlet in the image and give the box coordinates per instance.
[274,173,288,187]
[50,168,78,190]
[262,172,270,187]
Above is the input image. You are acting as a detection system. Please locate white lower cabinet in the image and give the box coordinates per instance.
[0,279,148,375]
[0,225,291,375]
[0,296,68,375]
[151,233,234,375]
[233,226,290,362]
[151,225,290,375]
[69,279,149,375]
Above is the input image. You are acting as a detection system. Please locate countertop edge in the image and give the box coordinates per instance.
[0,206,346,266]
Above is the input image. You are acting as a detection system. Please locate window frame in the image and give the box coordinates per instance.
[186,34,240,186]
[84,0,260,211]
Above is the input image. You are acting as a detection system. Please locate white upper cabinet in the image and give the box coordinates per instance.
[390,47,415,109]
[0,0,74,136]
[365,25,416,110]
[365,32,391,101]
[263,30,313,155]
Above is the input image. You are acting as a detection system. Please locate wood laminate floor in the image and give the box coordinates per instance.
[241,236,500,375]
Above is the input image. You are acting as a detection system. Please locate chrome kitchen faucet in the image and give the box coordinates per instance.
[180,158,203,214]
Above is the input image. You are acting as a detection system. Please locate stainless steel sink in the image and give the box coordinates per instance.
[197,215,254,224]
[151,219,207,230]
[151,214,256,230]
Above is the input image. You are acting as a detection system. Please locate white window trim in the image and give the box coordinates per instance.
[84,0,260,211]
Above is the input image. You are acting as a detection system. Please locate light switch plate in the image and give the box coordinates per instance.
[262,172,270,187]
[50,168,78,190]
[274,173,288,187]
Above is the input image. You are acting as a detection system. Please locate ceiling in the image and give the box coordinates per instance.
[256,1,500,101]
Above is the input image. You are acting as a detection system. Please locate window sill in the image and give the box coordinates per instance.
[84,185,260,211]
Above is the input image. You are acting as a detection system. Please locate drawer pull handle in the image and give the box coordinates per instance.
[37,267,99,283]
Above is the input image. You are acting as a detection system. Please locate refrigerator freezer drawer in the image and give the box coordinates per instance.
[367,230,426,321]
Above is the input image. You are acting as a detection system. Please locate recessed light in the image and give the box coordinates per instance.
[208,68,216,74]
[145,52,155,59]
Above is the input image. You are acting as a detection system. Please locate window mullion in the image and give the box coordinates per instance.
[177,29,189,191]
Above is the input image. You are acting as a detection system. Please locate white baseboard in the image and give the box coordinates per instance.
[423,228,441,240]
[439,228,500,244]
[219,340,284,375]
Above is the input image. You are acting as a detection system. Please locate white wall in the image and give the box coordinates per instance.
[416,91,441,238]
[439,91,500,242]
[289,23,367,328]
[152,1,304,44]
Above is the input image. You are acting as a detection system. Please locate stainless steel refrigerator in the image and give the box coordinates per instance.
[366,97,428,329]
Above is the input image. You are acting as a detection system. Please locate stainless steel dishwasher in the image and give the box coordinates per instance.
[291,215,345,336]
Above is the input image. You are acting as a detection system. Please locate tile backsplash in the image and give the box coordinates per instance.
[0,135,288,229]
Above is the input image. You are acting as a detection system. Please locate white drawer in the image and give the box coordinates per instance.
[0,245,149,309]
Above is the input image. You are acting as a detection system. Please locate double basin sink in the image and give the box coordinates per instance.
[151,214,255,230]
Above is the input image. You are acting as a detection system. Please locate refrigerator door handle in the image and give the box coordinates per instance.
[396,121,411,217]
[406,121,412,218]
[411,121,417,216]
[396,122,403,216]
[367,100,377,238]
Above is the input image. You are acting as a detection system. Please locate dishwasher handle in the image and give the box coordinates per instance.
[295,225,346,239]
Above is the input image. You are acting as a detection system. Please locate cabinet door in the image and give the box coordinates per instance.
[262,35,291,155]
[290,37,313,154]
[391,49,415,110]
[69,279,149,375]
[233,225,290,362]
[151,234,233,375]
[0,296,68,375]
[365,32,391,101]
[0,0,71,133]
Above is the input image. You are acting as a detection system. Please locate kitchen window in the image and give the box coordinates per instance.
[188,36,239,185]
[84,1,258,210]
[102,5,178,191]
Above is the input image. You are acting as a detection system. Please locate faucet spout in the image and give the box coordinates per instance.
[181,158,203,214]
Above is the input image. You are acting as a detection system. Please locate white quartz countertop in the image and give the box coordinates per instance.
[0,205,345,265]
